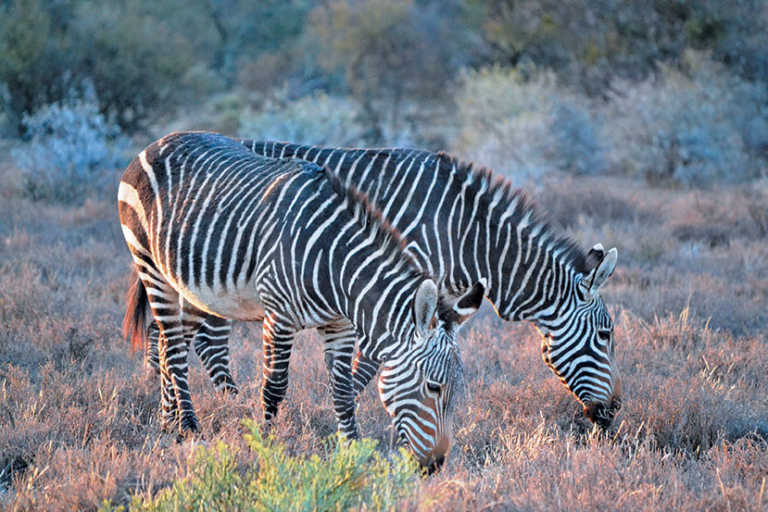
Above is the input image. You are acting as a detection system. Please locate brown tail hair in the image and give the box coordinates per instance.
[123,268,148,352]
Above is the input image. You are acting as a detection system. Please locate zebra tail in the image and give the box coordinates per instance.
[122,268,148,353]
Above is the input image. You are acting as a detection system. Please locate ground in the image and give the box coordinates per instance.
[0,161,766,510]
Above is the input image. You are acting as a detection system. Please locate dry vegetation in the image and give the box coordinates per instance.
[2,0,767,509]
[0,152,766,511]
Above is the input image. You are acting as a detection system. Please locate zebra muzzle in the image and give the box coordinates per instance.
[584,399,620,430]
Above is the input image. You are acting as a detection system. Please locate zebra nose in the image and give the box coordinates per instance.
[584,401,618,430]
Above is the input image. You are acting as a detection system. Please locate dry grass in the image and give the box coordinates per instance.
[0,160,766,511]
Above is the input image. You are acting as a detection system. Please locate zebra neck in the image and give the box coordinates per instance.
[496,250,576,323]
[339,269,421,362]
[440,188,580,325]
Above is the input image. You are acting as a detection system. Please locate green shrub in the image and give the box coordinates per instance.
[0,0,198,134]
[104,421,418,512]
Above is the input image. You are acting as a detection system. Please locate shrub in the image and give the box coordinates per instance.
[602,51,766,186]
[104,421,418,511]
[0,0,199,134]
[305,0,474,143]
[451,66,604,180]
[240,90,366,146]
[10,85,128,203]
[473,0,768,96]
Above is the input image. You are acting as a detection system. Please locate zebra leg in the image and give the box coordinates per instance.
[193,315,238,394]
[318,321,359,439]
[145,321,161,374]
[142,279,204,436]
[351,352,380,397]
[260,313,296,427]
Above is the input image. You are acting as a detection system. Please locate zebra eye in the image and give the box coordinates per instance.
[426,381,441,395]
[597,330,611,342]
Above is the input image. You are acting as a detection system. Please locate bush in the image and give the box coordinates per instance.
[104,421,418,511]
[602,51,766,186]
[0,0,199,133]
[451,66,604,180]
[240,90,366,146]
[473,0,768,95]
[11,85,128,203]
[305,0,474,143]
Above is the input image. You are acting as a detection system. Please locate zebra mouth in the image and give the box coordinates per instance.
[391,429,447,475]
[584,399,621,430]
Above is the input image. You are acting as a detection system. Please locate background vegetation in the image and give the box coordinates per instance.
[0,0,766,510]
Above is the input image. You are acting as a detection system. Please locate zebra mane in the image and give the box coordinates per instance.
[322,167,424,276]
[435,152,590,275]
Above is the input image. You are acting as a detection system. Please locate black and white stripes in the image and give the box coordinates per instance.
[119,132,481,470]
[140,136,622,430]
[247,141,622,427]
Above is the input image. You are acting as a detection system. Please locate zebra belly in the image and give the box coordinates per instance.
[176,281,266,322]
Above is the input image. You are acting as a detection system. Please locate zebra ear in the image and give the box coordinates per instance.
[451,278,486,324]
[587,247,618,293]
[413,279,439,337]
[585,243,605,272]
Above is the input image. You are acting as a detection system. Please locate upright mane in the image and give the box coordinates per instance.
[435,152,589,275]
[322,167,424,277]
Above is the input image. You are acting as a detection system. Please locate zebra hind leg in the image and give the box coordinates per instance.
[145,322,162,374]
[260,313,297,430]
[193,315,238,394]
[142,278,205,437]
[318,321,359,439]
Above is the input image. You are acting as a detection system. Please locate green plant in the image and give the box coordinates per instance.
[105,421,418,512]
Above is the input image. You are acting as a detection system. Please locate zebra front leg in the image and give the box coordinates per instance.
[193,315,238,394]
[318,322,359,439]
[260,313,296,429]
[351,352,380,397]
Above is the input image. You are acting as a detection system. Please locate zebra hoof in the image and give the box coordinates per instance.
[176,414,201,440]
[159,414,178,434]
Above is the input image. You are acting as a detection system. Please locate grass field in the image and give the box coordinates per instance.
[0,159,766,510]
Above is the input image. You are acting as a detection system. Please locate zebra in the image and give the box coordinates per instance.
[150,138,623,429]
[144,315,236,393]
[118,131,484,470]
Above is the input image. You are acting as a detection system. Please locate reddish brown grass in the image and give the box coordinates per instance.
[0,164,766,511]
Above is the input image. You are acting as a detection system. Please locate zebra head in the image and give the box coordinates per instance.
[538,244,621,430]
[379,279,485,474]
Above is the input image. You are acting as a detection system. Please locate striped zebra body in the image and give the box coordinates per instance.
[147,137,622,428]
[118,132,482,469]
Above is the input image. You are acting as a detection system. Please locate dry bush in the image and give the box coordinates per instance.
[602,51,765,186]
[451,66,605,181]
[239,89,366,147]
